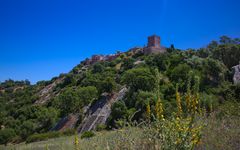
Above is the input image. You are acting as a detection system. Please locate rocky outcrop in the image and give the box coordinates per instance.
[134,60,145,65]
[78,87,127,133]
[52,114,79,131]
[35,77,64,104]
[50,87,127,133]
[233,64,240,84]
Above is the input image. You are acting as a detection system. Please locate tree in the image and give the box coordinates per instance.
[219,36,232,44]
[169,64,191,83]
[168,52,185,68]
[36,107,59,132]
[122,67,156,92]
[54,87,80,114]
[77,86,98,105]
[81,71,116,94]
[211,44,240,68]
[170,44,175,52]
[24,79,31,85]
[101,77,116,93]
[111,101,128,119]
[20,121,37,139]
[108,101,128,127]
[54,86,98,115]
[146,53,170,71]
[122,58,134,70]
[207,40,218,50]
[135,91,156,111]
[92,62,104,73]
[202,58,227,86]
[61,74,76,87]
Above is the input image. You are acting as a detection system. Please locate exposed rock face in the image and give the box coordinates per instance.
[233,64,240,84]
[78,87,127,133]
[134,60,145,65]
[35,77,64,104]
[52,114,79,131]
[51,87,127,133]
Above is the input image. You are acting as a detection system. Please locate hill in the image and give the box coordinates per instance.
[0,35,240,149]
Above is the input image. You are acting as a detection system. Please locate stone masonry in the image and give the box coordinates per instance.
[143,35,166,54]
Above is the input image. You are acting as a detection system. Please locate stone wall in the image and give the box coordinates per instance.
[143,47,166,54]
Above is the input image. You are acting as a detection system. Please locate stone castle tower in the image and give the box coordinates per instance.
[147,35,161,48]
[143,35,166,54]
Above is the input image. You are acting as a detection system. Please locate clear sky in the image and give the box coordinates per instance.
[1,0,240,84]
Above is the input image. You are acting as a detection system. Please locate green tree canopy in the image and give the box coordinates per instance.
[122,67,155,92]
[54,86,98,115]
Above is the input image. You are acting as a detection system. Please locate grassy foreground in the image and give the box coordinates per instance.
[1,113,240,150]
[1,128,143,150]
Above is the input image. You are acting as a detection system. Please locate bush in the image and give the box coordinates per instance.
[26,131,61,143]
[81,131,95,139]
[121,67,156,92]
[96,124,107,131]
[26,129,76,143]
[143,117,202,150]
[0,128,16,145]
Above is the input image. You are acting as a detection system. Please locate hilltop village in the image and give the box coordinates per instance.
[82,35,166,65]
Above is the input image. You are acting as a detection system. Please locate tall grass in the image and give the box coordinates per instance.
[2,112,239,150]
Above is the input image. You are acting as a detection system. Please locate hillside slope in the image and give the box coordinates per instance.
[0,35,240,145]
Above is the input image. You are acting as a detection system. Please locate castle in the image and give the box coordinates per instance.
[83,35,166,65]
[83,52,122,65]
[143,35,166,54]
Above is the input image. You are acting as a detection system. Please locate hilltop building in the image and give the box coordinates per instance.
[143,35,166,54]
[83,53,122,65]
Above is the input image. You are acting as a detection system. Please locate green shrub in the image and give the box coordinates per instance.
[0,128,16,145]
[11,136,23,144]
[26,129,77,143]
[96,124,107,131]
[26,131,62,143]
[81,131,95,139]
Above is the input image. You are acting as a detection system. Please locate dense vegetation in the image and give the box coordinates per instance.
[0,36,239,148]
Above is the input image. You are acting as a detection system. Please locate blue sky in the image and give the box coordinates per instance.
[1,0,240,84]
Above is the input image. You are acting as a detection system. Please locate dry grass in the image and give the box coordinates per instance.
[1,114,240,150]
[2,100,240,150]
[196,114,240,150]
[1,128,143,150]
